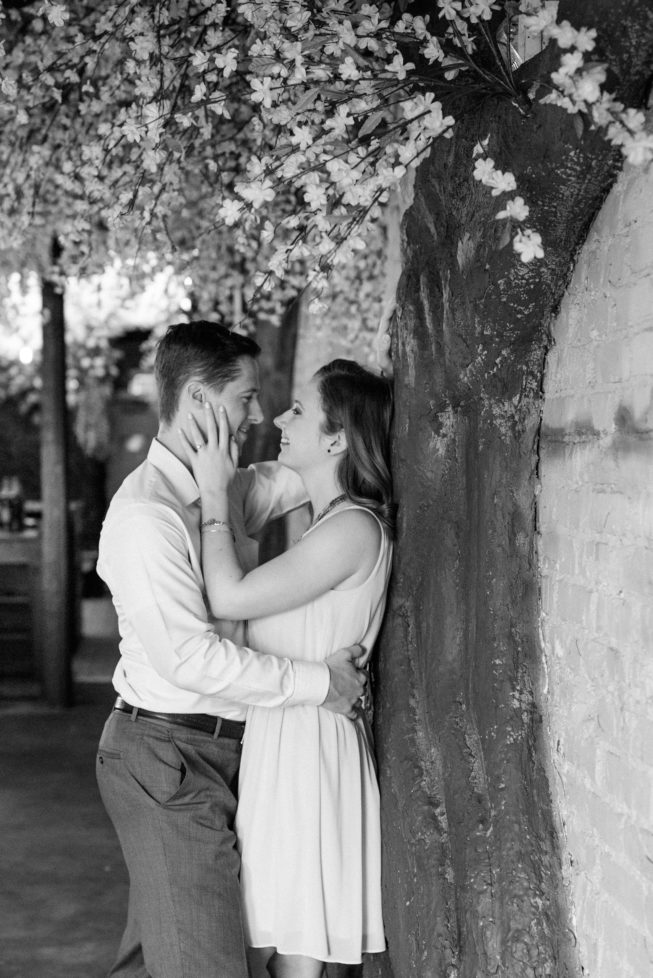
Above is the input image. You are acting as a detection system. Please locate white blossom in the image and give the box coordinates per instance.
[422,35,445,63]
[402,92,436,120]
[513,229,544,262]
[269,248,289,277]
[325,104,354,137]
[473,157,497,182]
[246,156,267,180]
[386,54,415,81]
[208,98,231,119]
[250,77,274,108]
[423,103,455,138]
[121,119,142,144]
[438,0,463,21]
[443,56,462,80]
[339,57,361,81]
[281,153,304,178]
[192,51,210,71]
[215,49,238,77]
[290,125,314,151]
[574,66,606,105]
[40,2,69,27]
[235,178,276,209]
[396,14,430,40]
[495,197,530,221]
[591,93,624,127]
[473,156,517,196]
[520,6,557,34]
[466,1,500,25]
[620,130,653,166]
[489,170,517,196]
[621,108,646,132]
[553,50,585,80]
[334,19,357,48]
[548,21,596,53]
[218,199,243,227]
[130,33,157,61]
[573,27,598,53]
[304,183,328,210]
[1,76,18,99]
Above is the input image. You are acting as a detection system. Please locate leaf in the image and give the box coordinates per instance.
[496,221,512,251]
[573,114,584,141]
[341,43,368,67]
[358,110,385,139]
[291,88,320,116]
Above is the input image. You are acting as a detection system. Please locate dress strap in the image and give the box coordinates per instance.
[305,504,390,588]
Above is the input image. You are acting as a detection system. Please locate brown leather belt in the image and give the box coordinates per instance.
[113,696,245,740]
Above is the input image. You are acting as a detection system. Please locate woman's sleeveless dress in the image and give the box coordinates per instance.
[235,506,392,964]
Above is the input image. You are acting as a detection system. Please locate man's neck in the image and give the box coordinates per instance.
[156,425,191,470]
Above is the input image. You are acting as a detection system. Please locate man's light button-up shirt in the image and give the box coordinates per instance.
[97,439,329,720]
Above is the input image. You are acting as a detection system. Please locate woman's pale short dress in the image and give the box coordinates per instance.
[236,505,392,964]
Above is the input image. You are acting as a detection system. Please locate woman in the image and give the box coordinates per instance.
[182,359,394,978]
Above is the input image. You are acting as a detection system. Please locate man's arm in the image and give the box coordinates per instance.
[237,461,309,536]
[322,646,367,720]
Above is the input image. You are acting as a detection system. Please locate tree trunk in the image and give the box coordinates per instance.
[40,255,72,708]
[373,2,653,976]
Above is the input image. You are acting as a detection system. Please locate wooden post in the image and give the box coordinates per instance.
[40,243,72,707]
[240,296,302,562]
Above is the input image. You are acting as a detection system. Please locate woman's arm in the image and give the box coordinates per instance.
[180,403,381,620]
[204,505,380,620]
[180,402,246,597]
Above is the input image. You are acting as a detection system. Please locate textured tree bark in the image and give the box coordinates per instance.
[372,3,653,976]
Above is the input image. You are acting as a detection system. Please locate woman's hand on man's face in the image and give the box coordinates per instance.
[179,401,239,494]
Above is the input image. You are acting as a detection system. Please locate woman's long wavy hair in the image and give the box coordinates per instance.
[315,359,395,534]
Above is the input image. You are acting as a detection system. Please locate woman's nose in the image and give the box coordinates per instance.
[274,410,289,430]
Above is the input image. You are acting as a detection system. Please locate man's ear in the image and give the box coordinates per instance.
[187,381,205,406]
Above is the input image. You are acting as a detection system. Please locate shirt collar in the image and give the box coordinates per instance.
[148,438,200,507]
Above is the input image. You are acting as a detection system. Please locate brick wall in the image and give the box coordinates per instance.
[538,153,653,976]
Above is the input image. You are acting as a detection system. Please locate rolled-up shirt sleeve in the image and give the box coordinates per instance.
[238,462,309,536]
[98,502,329,710]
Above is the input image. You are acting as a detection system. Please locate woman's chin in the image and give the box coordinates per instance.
[277,447,295,468]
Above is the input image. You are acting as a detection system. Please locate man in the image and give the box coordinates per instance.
[96,321,366,978]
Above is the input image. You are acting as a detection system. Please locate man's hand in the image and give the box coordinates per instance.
[322,645,367,719]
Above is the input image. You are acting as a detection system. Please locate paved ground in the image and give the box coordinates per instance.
[0,599,127,978]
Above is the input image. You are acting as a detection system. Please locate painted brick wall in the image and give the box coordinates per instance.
[538,152,653,978]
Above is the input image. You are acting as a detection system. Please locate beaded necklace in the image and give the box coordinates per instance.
[310,493,347,528]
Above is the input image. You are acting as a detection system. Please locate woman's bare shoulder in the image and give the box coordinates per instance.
[318,506,382,546]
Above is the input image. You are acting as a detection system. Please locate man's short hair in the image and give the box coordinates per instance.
[154,320,261,424]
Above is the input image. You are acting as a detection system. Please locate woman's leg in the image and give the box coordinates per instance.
[267,951,326,978]
[247,946,275,978]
